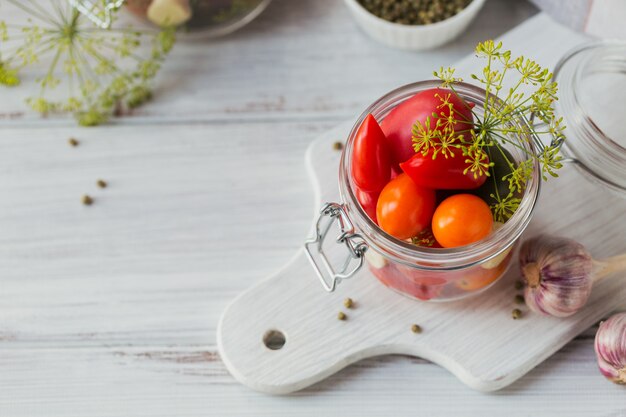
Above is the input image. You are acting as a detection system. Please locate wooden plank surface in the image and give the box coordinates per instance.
[2,0,625,415]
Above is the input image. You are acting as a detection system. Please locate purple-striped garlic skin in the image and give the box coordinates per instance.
[595,313,626,384]
[519,235,593,317]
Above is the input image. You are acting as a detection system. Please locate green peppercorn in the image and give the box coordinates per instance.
[82,194,94,206]
[68,138,79,147]
[338,311,347,321]
[96,179,108,189]
[344,298,354,309]
[512,309,522,320]
[514,280,524,290]
[357,0,472,25]
[514,295,525,305]
[411,324,422,333]
[333,141,344,151]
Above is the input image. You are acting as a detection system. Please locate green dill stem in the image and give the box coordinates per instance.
[484,49,494,111]
[39,44,63,96]
[27,0,61,23]
[484,145,501,202]
[486,130,529,154]
[3,34,59,66]
[491,135,516,172]
[78,37,125,75]
[70,38,97,82]
[81,28,159,36]
[0,24,57,31]
[75,37,139,99]
[446,83,480,123]
[6,0,59,28]
[49,0,69,27]
[81,35,146,63]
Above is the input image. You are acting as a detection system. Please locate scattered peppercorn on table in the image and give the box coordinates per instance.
[0,1,625,416]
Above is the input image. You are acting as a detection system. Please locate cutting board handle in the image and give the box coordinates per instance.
[217,249,405,394]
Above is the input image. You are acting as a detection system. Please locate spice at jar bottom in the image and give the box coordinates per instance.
[357,0,473,25]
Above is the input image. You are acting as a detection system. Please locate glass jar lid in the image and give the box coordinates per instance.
[554,41,626,195]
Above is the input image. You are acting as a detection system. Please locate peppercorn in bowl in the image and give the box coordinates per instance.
[343,0,486,50]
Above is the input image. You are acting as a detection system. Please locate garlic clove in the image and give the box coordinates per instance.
[481,222,511,270]
[365,248,387,270]
[147,0,192,27]
[519,235,594,317]
[594,312,626,384]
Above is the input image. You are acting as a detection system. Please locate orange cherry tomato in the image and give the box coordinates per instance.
[454,248,513,291]
[432,194,493,248]
[376,173,436,240]
[454,267,501,291]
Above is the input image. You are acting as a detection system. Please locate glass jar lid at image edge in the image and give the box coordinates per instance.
[553,41,626,195]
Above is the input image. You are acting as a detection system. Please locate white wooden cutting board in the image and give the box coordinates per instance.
[218,19,626,394]
[217,121,626,394]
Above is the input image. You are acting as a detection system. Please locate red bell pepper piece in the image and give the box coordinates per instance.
[351,114,392,223]
[351,114,391,192]
[400,148,488,190]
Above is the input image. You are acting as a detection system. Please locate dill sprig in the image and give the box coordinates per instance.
[413,40,565,222]
[0,0,175,126]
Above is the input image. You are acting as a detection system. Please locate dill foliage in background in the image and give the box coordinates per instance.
[0,0,175,126]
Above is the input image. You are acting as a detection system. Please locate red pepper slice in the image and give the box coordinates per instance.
[400,148,488,190]
[351,114,391,192]
[351,114,392,223]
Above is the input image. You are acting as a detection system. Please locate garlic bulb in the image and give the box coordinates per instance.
[519,235,626,317]
[594,313,626,384]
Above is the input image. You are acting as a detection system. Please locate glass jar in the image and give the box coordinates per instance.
[553,41,626,196]
[305,81,540,302]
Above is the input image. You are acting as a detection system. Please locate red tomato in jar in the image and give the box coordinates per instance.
[432,194,493,248]
[351,114,391,192]
[376,173,436,240]
[381,88,474,166]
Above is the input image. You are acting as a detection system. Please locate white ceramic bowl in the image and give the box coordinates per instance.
[343,0,487,50]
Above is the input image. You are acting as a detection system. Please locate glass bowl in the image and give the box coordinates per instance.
[125,0,272,38]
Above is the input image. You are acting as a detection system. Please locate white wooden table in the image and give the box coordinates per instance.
[1,1,624,415]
